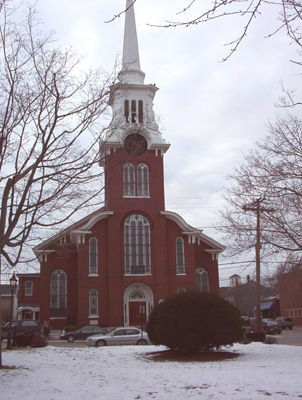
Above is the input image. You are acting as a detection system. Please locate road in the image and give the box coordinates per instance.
[49,327,302,347]
[2,327,302,349]
[271,326,302,346]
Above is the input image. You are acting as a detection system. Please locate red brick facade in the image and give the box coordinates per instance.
[20,142,224,329]
[18,2,224,330]
[278,269,302,326]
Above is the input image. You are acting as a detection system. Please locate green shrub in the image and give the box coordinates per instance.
[147,291,244,354]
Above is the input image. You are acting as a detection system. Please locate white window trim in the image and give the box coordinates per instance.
[89,289,98,317]
[176,237,186,275]
[89,237,98,275]
[25,281,33,296]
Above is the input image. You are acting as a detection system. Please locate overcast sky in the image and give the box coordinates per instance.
[33,0,301,285]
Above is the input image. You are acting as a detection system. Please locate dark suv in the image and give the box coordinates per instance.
[1,320,43,341]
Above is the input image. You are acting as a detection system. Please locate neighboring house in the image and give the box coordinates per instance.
[16,273,40,321]
[220,275,279,318]
[20,3,225,330]
[0,284,17,325]
[278,268,302,326]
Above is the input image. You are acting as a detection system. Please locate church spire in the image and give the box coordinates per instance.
[118,0,145,84]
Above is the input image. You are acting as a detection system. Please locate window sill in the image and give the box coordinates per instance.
[89,315,99,319]
[88,273,99,277]
[176,273,186,276]
[123,196,150,199]
[124,273,152,277]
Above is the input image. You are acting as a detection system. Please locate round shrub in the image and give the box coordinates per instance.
[147,291,244,353]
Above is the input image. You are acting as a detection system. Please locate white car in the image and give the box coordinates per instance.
[86,327,151,347]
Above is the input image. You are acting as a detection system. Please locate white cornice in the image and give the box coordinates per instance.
[34,249,55,262]
[33,210,114,256]
[80,211,114,230]
[160,210,225,252]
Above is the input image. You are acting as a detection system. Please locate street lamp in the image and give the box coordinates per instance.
[6,272,17,350]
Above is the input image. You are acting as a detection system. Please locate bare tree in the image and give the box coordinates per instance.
[113,0,302,61]
[219,114,302,263]
[163,0,302,60]
[0,2,117,272]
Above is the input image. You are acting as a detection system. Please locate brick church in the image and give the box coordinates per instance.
[17,0,225,329]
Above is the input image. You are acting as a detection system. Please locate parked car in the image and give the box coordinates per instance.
[248,317,256,332]
[262,320,282,334]
[60,326,109,342]
[241,317,251,333]
[1,320,43,340]
[86,327,151,347]
[275,317,293,330]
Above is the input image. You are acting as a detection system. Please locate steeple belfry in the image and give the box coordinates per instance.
[101,0,170,162]
[119,0,145,84]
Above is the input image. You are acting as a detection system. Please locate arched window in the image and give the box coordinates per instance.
[89,289,98,316]
[124,100,129,123]
[131,100,136,123]
[138,100,143,123]
[176,237,185,274]
[50,269,67,317]
[137,163,149,197]
[124,214,151,275]
[196,268,209,292]
[123,163,135,196]
[89,237,98,274]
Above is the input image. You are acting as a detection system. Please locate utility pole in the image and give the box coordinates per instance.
[243,199,274,333]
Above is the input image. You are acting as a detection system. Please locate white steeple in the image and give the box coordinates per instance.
[100,0,170,162]
[118,0,145,84]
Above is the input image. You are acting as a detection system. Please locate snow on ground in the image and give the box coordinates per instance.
[1,342,302,400]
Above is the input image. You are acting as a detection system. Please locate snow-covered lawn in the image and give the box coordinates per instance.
[1,342,302,400]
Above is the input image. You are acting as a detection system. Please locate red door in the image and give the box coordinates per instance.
[129,302,146,326]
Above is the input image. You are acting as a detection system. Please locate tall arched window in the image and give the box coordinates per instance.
[124,99,129,123]
[123,163,135,196]
[131,100,136,123]
[50,269,67,317]
[89,237,98,274]
[124,214,151,275]
[137,163,149,197]
[138,100,143,123]
[89,289,98,316]
[176,237,185,274]
[196,268,209,292]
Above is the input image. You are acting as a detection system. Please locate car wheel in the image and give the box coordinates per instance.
[67,335,75,343]
[137,339,147,345]
[96,340,106,347]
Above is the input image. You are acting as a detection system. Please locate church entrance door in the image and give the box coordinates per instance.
[129,301,146,326]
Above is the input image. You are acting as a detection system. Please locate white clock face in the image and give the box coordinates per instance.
[124,134,147,156]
